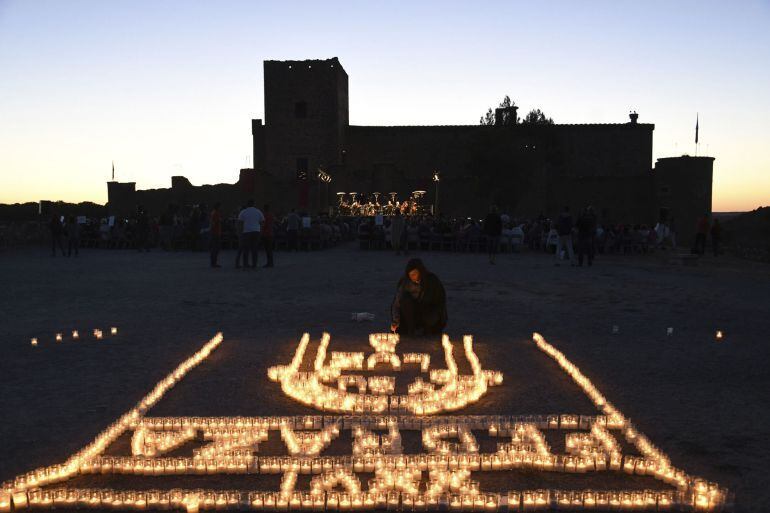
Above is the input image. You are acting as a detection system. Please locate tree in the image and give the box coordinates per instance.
[479,95,517,125]
[480,108,495,126]
[521,108,554,125]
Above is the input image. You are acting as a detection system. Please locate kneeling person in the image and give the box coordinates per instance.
[391,259,447,335]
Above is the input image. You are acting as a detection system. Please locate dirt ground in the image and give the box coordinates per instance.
[1,245,768,511]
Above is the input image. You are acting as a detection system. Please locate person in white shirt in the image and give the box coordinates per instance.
[236,199,265,268]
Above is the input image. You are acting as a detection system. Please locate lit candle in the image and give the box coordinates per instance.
[72,330,79,339]
[30,338,38,347]
[111,327,118,335]
[55,333,63,342]
[715,330,723,341]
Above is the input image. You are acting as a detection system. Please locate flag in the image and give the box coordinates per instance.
[695,114,699,144]
[112,161,115,181]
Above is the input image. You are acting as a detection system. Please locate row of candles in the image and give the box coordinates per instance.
[131,414,621,432]
[3,332,224,498]
[30,327,117,346]
[72,450,661,476]
[531,333,726,510]
[267,333,503,415]
[0,487,711,512]
[612,325,725,341]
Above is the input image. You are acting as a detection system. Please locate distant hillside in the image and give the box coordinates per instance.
[723,207,770,261]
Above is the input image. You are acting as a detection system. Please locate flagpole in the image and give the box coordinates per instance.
[695,113,699,156]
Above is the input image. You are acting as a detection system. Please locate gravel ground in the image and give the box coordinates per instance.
[1,245,768,511]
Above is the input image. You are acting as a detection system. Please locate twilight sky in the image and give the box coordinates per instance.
[1,0,768,211]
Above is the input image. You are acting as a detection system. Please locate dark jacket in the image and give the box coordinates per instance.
[392,272,448,329]
[577,212,597,238]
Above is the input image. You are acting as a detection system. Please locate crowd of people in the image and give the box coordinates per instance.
[353,205,697,266]
[0,201,729,266]
[36,202,354,262]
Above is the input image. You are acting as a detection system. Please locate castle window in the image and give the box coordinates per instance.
[295,101,307,119]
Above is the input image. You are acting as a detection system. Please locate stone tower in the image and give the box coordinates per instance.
[255,57,348,210]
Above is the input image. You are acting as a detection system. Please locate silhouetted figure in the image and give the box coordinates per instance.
[262,204,275,268]
[390,259,447,336]
[286,209,300,251]
[711,218,722,257]
[668,217,677,249]
[209,202,222,267]
[236,199,264,268]
[483,205,502,264]
[555,206,575,265]
[577,206,597,266]
[390,210,406,255]
[66,216,80,257]
[694,215,709,254]
[135,206,150,252]
[49,214,65,257]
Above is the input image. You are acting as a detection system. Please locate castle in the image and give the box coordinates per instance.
[107,57,713,242]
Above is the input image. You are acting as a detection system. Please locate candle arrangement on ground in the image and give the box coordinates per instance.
[267,333,503,415]
[1,331,727,512]
[27,327,118,347]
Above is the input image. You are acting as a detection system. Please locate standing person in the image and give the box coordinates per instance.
[555,206,575,265]
[209,202,222,268]
[262,204,275,268]
[577,206,597,267]
[390,209,406,255]
[711,218,722,256]
[390,258,447,336]
[286,208,300,251]
[694,215,709,254]
[483,205,503,264]
[135,206,150,252]
[236,200,264,268]
[49,214,65,257]
[668,216,677,249]
[66,216,81,257]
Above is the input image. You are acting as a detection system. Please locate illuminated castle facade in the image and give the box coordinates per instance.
[107,57,713,242]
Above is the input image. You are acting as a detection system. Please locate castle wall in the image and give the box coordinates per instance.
[263,58,348,184]
[106,169,278,219]
[342,123,655,220]
[653,156,714,246]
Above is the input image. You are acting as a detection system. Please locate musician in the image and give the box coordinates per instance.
[390,259,447,336]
